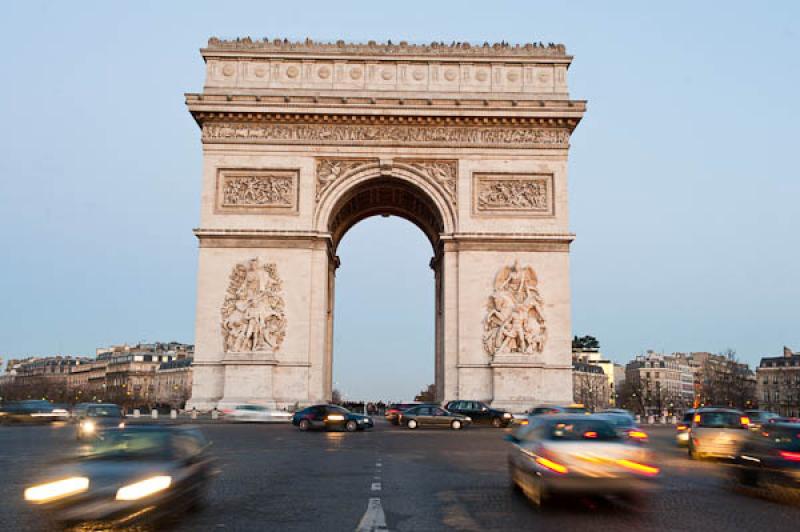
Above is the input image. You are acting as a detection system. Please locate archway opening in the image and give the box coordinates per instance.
[326,176,445,406]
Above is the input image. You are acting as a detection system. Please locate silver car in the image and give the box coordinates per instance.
[507,415,659,507]
[223,404,292,423]
[688,408,749,460]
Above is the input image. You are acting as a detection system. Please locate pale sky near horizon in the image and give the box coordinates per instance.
[0,1,798,401]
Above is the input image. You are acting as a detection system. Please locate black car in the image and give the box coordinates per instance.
[445,400,513,428]
[24,426,214,526]
[398,404,471,430]
[0,400,60,424]
[292,404,373,432]
[75,403,125,440]
[732,422,800,499]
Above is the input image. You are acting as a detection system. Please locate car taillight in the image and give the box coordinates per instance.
[584,431,598,439]
[628,430,648,441]
[221,409,233,414]
[677,425,687,431]
[535,456,569,474]
[779,451,800,462]
[741,416,751,426]
[616,459,659,476]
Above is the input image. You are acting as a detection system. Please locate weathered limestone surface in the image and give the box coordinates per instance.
[186,38,585,411]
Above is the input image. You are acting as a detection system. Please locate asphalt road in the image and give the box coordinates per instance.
[3,420,800,531]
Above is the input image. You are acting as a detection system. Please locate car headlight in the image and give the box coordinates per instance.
[118,422,126,429]
[80,421,96,433]
[465,417,472,422]
[503,412,512,418]
[116,476,172,501]
[25,477,89,503]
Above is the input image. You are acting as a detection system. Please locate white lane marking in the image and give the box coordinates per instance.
[356,497,388,532]
[371,482,382,491]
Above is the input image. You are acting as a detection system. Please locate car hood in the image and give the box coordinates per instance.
[36,459,180,491]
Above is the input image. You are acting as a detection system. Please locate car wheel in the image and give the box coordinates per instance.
[491,417,503,428]
[530,475,548,508]
[451,420,462,430]
[407,419,418,429]
[298,419,311,431]
[345,420,358,432]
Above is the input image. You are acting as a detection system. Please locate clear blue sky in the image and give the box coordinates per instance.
[1,1,798,400]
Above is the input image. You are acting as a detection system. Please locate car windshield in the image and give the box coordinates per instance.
[697,412,743,428]
[765,426,800,451]
[88,430,172,459]
[546,420,619,441]
[87,405,121,417]
[328,406,350,414]
[603,414,635,428]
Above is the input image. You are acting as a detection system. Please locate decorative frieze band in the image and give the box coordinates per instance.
[202,122,570,149]
[216,169,299,214]
[473,173,554,216]
[316,158,376,200]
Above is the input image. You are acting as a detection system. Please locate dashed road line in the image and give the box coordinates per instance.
[355,497,388,532]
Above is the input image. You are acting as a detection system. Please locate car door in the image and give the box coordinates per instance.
[448,401,465,416]
[468,402,487,424]
[432,407,451,427]
[309,406,327,428]
[415,406,433,427]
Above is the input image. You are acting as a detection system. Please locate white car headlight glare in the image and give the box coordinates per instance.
[25,477,89,503]
[116,476,172,501]
[81,421,96,433]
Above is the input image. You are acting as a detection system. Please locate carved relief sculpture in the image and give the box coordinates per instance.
[315,158,374,200]
[400,160,457,204]
[474,173,553,215]
[216,169,298,213]
[483,261,547,356]
[221,258,287,353]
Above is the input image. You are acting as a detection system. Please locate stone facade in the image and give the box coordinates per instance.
[757,347,800,416]
[186,38,586,411]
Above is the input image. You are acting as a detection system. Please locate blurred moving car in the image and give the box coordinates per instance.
[507,415,659,507]
[0,400,65,424]
[24,426,214,526]
[675,409,696,446]
[223,404,292,423]
[744,409,780,431]
[385,402,420,425]
[445,400,513,428]
[75,404,125,440]
[398,405,471,430]
[731,422,800,498]
[688,408,750,460]
[597,412,649,443]
[292,404,373,432]
[529,404,590,416]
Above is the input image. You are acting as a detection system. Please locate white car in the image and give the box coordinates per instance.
[224,404,293,423]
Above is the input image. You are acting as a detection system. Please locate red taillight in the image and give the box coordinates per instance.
[677,425,687,431]
[628,430,649,441]
[221,409,233,414]
[779,451,800,462]
[616,459,660,476]
[584,431,598,439]
[535,456,569,474]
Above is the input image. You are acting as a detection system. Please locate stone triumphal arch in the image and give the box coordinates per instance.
[186,38,585,411]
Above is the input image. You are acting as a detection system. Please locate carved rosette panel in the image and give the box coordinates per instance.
[216,169,298,213]
[483,261,547,357]
[203,122,570,149]
[398,160,457,205]
[315,158,376,200]
[221,258,287,354]
[473,173,553,215]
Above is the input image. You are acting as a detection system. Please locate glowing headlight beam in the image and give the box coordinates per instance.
[24,477,89,503]
[116,476,172,501]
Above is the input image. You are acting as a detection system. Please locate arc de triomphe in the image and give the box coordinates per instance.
[185,38,585,411]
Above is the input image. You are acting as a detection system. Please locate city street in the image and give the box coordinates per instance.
[3,420,800,531]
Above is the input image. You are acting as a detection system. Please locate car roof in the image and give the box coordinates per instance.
[696,407,742,413]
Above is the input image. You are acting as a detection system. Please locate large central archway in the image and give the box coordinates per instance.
[323,173,448,402]
[185,37,585,411]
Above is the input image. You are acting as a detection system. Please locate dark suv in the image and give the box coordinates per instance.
[445,400,512,428]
